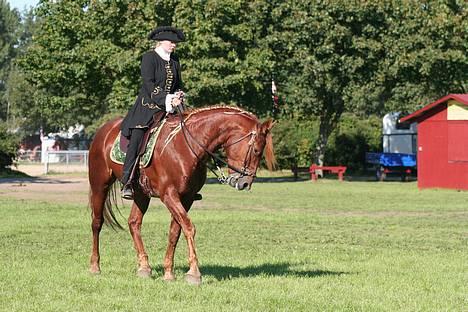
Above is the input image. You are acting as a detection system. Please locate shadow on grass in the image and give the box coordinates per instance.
[0,168,32,179]
[205,175,417,184]
[205,176,304,184]
[0,175,79,184]
[167,262,347,280]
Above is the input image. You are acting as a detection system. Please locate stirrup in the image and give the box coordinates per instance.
[121,184,134,200]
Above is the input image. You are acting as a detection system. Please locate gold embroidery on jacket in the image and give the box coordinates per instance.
[151,86,162,98]
[165,61,174,93]
[141,60,175,109]
[141,97,160,109]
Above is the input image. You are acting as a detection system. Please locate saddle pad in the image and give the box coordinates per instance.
[110,119,166,168]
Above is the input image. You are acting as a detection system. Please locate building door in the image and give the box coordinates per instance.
[418,121,448,188]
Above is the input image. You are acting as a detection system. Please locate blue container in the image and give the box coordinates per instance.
[366,152,416,167]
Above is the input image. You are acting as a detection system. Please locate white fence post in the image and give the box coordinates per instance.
[40,150,89,174]
[44,151,49,174]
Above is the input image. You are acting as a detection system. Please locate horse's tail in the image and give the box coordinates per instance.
[103,182,125,230]
[88,116,125,231]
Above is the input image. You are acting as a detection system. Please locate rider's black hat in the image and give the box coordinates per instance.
[148,26,185,42]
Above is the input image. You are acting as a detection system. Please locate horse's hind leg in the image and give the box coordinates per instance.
[128,190,151,278]
[89,162,115,274]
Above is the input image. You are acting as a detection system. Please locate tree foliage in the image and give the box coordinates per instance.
[16,0,156,129]
[0,0,20,121]
[175,0,274,114]
[15,0,276,131]
[0,120,20,170]
[377,1,467,113]
[7,0,468,168]
[269,1,390,164]
[268,0,467,164]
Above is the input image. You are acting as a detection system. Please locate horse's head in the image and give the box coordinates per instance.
[223,119,276,191]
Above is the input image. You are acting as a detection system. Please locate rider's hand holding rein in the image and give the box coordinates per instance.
[166,91,185,113]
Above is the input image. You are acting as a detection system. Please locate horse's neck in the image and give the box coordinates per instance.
[189,111,253,152]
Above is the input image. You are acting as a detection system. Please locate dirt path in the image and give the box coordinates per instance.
[0,165,89,204]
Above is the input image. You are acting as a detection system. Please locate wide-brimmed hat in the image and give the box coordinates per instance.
[148,26,185,42]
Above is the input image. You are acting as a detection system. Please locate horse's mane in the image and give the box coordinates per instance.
[182,105,258,123]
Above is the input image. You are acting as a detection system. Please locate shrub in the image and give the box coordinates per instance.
[271,117,319,169]
[326,114,381,173]
[0,122,21,171]
[271,114,381,172]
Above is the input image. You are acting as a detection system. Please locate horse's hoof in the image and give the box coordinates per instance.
[137,267,152,278]
[163,272,176,282]
[185,273,202,286]
[89,265,101,275]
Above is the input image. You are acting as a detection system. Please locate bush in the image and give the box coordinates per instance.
[326,114,381,173]
[0,122,21,171]
[271,117,319,169]
[271,114,381,172]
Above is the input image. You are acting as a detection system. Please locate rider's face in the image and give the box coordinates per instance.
[160,40,177,53]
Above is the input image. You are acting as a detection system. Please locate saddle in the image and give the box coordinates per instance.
[111,111,167,167]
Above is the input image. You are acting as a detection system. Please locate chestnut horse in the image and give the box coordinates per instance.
[88,106,275,285]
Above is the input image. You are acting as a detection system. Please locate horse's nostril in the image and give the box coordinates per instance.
[237,182,249,190]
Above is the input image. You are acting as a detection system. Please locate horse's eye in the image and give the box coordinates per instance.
[253,148,260,155]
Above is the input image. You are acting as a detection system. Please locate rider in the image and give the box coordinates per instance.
[120,26,185,199]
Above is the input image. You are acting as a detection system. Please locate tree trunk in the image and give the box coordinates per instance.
[313,97,343,167]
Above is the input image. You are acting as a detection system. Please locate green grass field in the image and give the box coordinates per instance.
[0,179,467,311]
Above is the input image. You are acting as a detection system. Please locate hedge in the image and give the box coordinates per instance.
[271,114,381,172]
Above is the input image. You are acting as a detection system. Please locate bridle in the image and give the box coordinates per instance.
[222,130,258,176]
[175,106,258,185]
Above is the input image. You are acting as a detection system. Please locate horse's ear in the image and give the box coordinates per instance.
[260,119,276,133]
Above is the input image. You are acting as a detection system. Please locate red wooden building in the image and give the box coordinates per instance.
[400,94,468,190]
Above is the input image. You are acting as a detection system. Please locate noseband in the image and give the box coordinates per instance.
[175,106,257,185]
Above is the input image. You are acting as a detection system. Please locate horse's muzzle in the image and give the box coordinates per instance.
[226,174,253,191]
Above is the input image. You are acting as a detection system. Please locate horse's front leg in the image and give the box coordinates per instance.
[128,190,151,278]
[163,190,201,285]
[163,196,194,281]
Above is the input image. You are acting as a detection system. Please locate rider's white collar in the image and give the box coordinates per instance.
[155,46,171,61]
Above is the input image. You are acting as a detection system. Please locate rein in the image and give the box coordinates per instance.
[174,106,256,184]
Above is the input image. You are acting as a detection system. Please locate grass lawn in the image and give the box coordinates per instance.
[0,179,466,311]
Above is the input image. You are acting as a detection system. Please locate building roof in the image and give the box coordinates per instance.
[400,94,468,124]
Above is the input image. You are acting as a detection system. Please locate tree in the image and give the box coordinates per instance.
[268,0,467,165]
[12,0,467,168]
[0,0,20,121]
[16,0,157,129]
[269,1,388,165]
[378,1,468,114]
[5,7,39,131]
[175,0,275,114]
[16,0,276,132]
